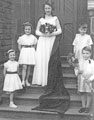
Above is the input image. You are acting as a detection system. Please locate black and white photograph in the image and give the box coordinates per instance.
[0,0,94,120]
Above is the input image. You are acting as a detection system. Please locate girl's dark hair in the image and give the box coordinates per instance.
[43,0,54,11]
[82,46,92,53]
[79,23,87,29]
[23,22,32,29]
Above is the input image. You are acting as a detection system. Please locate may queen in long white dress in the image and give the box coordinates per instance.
[32,1,62,86]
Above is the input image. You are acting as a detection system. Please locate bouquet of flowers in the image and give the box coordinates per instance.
[40,23,57,34]
[67,53,79,68]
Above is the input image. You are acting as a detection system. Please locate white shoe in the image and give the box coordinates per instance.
[26,80,30,86]
[22,80,25,86]
[9,103,17,108]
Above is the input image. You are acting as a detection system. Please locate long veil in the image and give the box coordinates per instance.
[32,34,70,114]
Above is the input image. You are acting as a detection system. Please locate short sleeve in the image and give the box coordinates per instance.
[17,36,22,45]
[35,18,43,34]
[4,62,8,69]
[37,18,43,26]
[55,16,58,21]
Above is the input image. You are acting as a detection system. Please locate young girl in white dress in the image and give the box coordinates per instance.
[32,1,62,86]
[75,46,94,113]
[17,22,37,87]
[3,49,23,108]
[72,23,93,62]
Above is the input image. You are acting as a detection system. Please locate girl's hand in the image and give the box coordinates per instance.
[77,66,83,74]
[43,32,53,37]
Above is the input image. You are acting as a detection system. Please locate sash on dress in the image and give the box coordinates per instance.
[6,71,18,74]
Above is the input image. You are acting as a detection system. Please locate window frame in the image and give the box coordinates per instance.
[91,16,94,34]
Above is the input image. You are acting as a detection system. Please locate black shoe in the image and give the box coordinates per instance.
[79,108,85,113]
[84,108,89,113]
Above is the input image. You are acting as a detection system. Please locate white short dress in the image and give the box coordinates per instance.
[3,60,23,92]
[17,34,37,65]
[77,59,94,93]
[72,34,93,61]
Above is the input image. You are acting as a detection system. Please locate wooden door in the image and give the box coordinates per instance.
[12,0,88,56]
[34,0,88,56]
[59,0,77,56]
[11,0,35,50]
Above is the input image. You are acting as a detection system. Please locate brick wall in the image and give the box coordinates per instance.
[0,0,12,63]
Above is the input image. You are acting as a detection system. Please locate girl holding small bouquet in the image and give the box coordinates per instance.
[75,46,94,113]
[17,22,37,87]
[3,49,23,108]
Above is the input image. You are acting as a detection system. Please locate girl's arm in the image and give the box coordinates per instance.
[74,66,83,76]
[51,17,62,36]
[72,34,77,54]
[17,63,20,74]
[89,73,94,82]
[88,61,94,81]
[3,67,7,77]
[73,46,76,55]
[18,44,21,51]
[36,20,45,37]
[74,67,79,76]
[33,36,38,49]
[17,37,22,51]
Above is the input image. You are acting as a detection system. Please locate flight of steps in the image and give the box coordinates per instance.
[0,56,93,120]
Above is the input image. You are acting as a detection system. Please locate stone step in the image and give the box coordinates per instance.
[70,95,81,108]
[0,104,91,120]
[2,92,82,108]
[61,56,68,64]
[2,93,41,106]
[63,73,77,84]
[65,84,77,94]
[0,104,58,120]
[25,85,45,94]
[64,108,91,120]
[62,63,74,74]
[63,73,76,78]
[19,73,77,85]
[0,118,44,120]
[19,73,77,87]
[23,84,78,95]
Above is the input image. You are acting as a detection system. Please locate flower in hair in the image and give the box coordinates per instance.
[7,49,15,55]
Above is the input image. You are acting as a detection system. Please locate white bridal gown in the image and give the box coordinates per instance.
[32,16,61,86]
